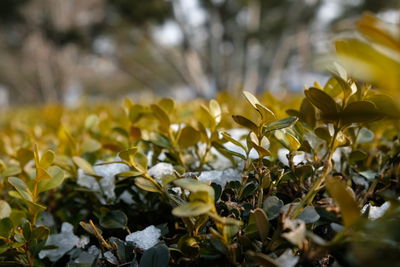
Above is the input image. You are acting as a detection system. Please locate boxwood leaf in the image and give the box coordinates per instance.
[72,156,95,176]
[8,177,32,202]
[304,87,338,116]
[38,166,65,193]
[178,126,200,149]
[172,201,213,217]
[340,100,382,125]
[232,115,258,132]
[326,176,360,227]
[135,177,160,193]
[99,210,128,229]
[265,117,298,132]
[252,208,269,240]
[139,243,169,267]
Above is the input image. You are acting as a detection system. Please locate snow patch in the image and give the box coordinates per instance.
[39,222,80,262]
[362,201,391,220]
[77,159,129,204]
[198,168,242,187]
[125,225,161,250]
[148,162,175,183]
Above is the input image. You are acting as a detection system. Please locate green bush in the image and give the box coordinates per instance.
[0,13,399,266]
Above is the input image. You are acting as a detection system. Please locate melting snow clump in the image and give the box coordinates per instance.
[77,235,90,248]
[125,225,161,250]
[77,159,129,204]
[362,201,391,220]
[39,222,80,262]
[198,168,241,187]
[148,162,175,183]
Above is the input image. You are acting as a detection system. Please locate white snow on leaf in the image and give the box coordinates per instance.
[171,187,182,195]
[39,222,80,262]
[198,168,242,187]
[77,235,90,248]
[275,249,299,267]
[77,159,129,204]
[119,190,134,205]
[77,169,100,191]
[148,162,175,183]
[104,251,118,264]
[125,225,161,250]
[88,245,100,256]
[36,211,55,227]
[362,201,391,220]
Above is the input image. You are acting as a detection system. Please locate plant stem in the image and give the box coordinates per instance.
[291,127,338,218]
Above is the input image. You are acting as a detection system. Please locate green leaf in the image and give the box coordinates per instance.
[174,178,214,198]
[263,196,284,220]
[326,176,360,227]
[340,101,382,125]
[135,177,160,193]
[178,126,200,149]
[16,148,33,168]
[255,104,275,123]
[158,98,175,114]
[299,98,316,127]
[38,166,65,193]
[304,87,338,116]
[0,201,11,219]
[72,156,95,176]
[1,166,21,179]
[32,225,50,241]
[151,104,170,131]
[139,243,169,267]
[285,133,301,151]
[84,114,99,131]
[39,150,55,169]
[323,77,343,98]
[172,201,213,217]
[222,132,247,151]
[8,177,32,202]
[0,218,13,238]
[232,115,258,132]
[119,148,138,167]
[80,221,103,236]
[133,152,148,172]
[240,183,257,200]
[314,126,332,143]
[349,150,367,164]
[211,141,246,160]
[367,93,400,119]
[99,210,128,229]
[81,139,102,154]
[129,104,144,123]
[252,208,269,240]
[242,91,260,110]
[247,251,279,267]
[265,117,298,132]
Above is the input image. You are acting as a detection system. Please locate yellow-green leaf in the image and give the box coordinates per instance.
[135,177,160,193]
[172,201,213,217]
[178,126,200,149]
[8,177,32,202]
[72,156,96,176]
[326,176,360,227]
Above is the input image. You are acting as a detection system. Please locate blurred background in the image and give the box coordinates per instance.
[0,0,398,106]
